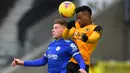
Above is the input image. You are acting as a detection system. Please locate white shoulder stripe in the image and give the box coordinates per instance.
[72,52,80,57]
[64,39,71,43]
[44,53,47,57]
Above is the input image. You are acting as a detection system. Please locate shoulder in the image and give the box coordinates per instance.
[91,23,102,30]
[91,23,102,33]
[62,39,74,44]
[61,39,78,51]
[94,25,102,32]
[60,38,76,45]
[86,24,102,31]
[63,39,77,48]
[69,41,78,51]
[48,40,56,46]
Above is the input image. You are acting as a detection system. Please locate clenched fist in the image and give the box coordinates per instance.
[11,58,24,67]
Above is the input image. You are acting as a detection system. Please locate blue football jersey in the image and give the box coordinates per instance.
[44,38,79,73]
[24,38,85,73]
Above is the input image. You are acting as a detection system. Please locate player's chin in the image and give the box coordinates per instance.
[52,36,56,39]
[52,36,57,39]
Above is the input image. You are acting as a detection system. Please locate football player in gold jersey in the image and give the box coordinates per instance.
[62,6,102,73]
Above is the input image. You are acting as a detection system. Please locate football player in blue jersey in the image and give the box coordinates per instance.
[11,19,87,73]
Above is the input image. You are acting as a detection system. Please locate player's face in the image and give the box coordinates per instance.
[76,11,91,27]
[52,24,65,39]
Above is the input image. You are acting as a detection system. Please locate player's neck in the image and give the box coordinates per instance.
[55,37,62,41]
[80,23,91,28]
[86,22,92,26]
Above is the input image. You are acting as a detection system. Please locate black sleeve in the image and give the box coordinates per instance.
[94,25,102,34]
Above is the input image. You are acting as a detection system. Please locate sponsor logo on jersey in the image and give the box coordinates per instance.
[47,54,58,60]
[73,32,84,39]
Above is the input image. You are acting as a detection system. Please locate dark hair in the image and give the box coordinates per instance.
[54,19,67,26]
[75,6,92,15]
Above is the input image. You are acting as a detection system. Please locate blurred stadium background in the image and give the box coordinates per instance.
[0,0,130,73]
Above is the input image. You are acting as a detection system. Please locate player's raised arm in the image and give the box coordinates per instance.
[82,25,102,43]
[62,20,76,39]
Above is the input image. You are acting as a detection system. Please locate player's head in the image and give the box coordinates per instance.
[52,19,67,39]
[75,6,92,27]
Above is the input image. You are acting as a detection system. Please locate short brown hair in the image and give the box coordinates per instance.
[54,19,67,26]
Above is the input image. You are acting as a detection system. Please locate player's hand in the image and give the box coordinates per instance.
[82,34,88,42]
[11,58,24,67]
[78,69,87,73]
[67,20,75,29]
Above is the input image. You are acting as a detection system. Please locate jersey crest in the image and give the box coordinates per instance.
[56,46,60,51]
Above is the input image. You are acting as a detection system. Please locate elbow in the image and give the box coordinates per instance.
[87,37,100,44]
[86,31,101,44]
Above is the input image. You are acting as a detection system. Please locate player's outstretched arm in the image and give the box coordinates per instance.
[82,26,102,43]
[11,55,48,67]
[24,56,48,67]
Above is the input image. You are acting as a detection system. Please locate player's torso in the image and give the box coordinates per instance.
[46,39,71,72]
[73,25,93,39]
[70,24,97,65]
[73,24,97,53]
[46,44,70,61]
